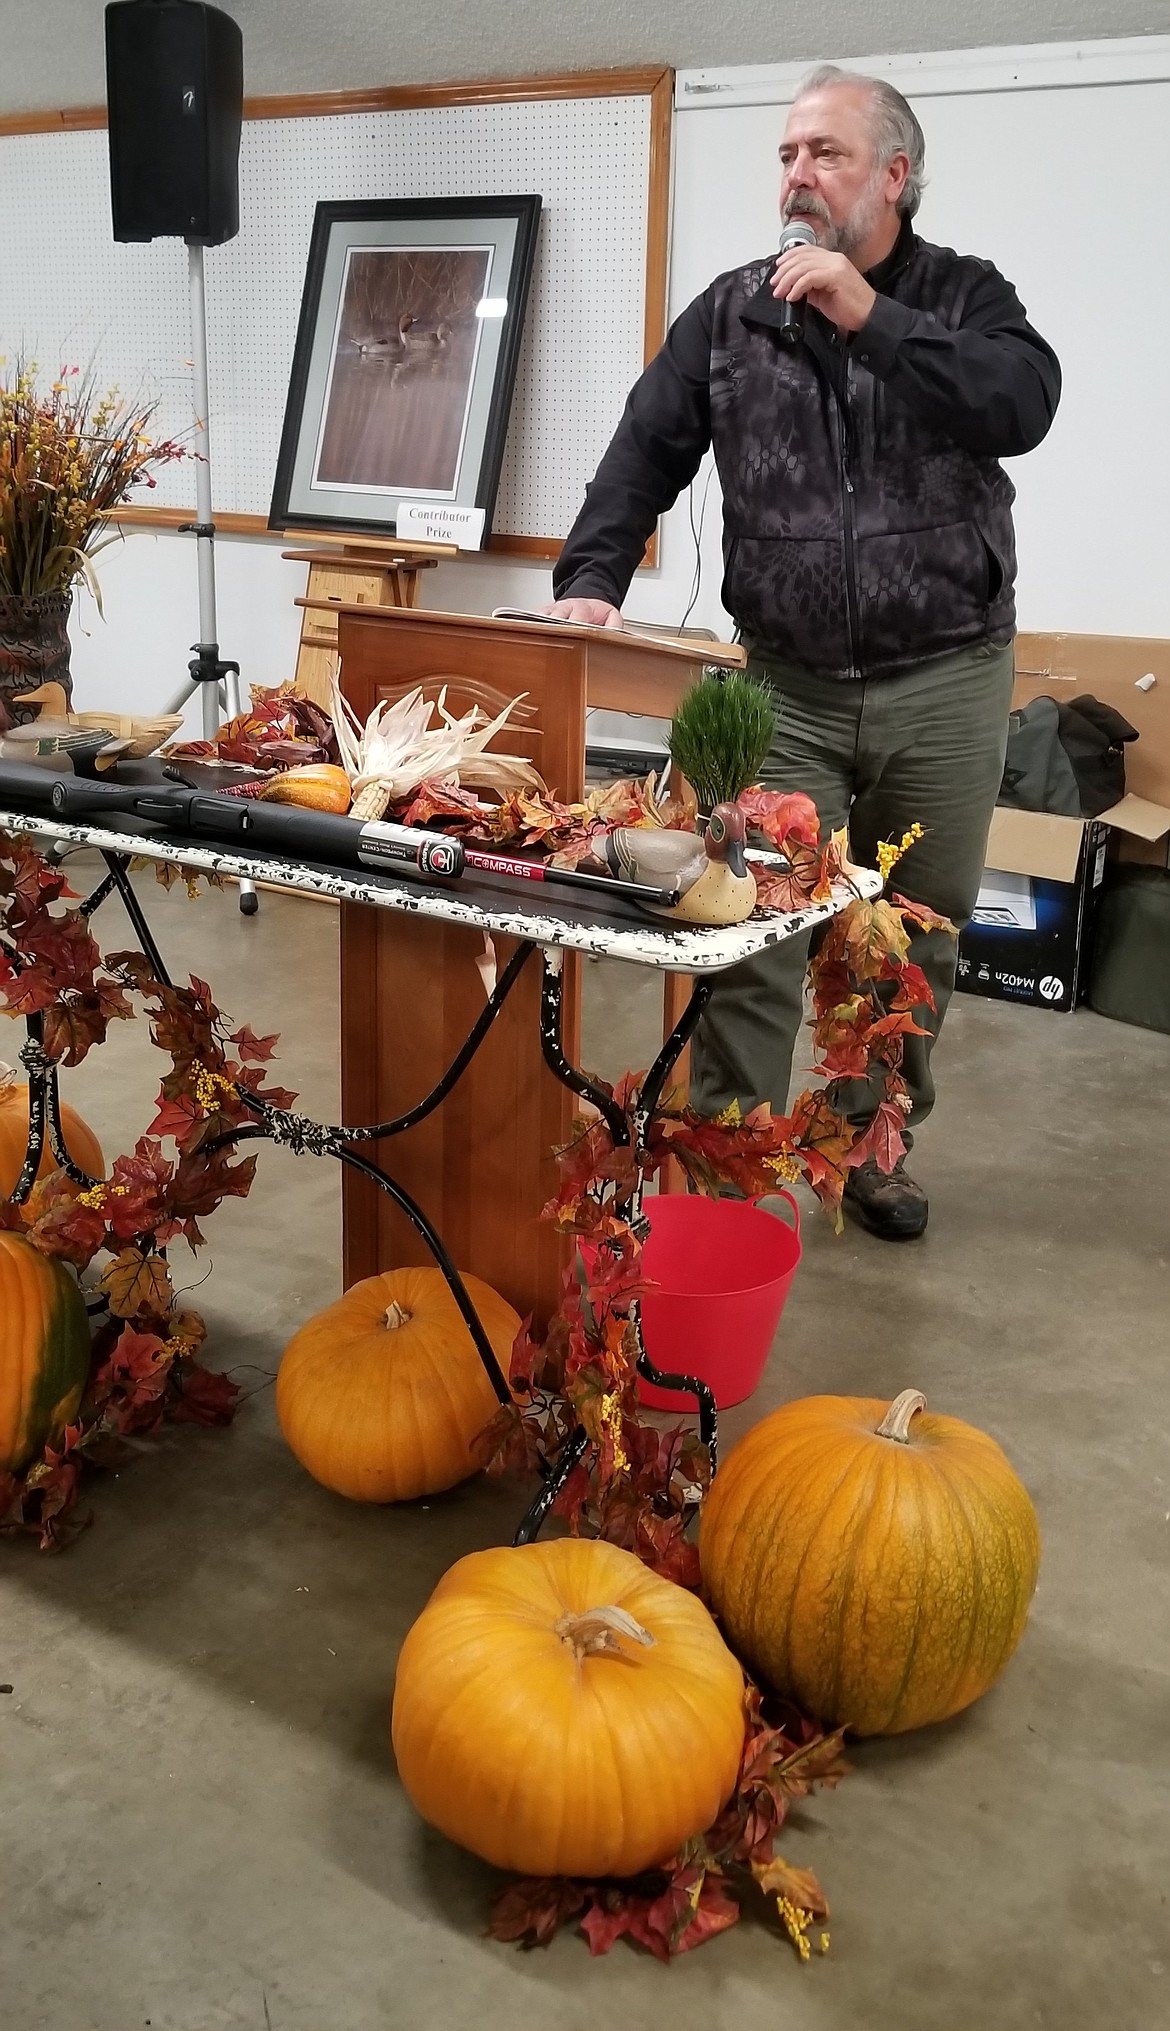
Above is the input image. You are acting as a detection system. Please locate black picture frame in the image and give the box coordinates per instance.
[268,195,542,544]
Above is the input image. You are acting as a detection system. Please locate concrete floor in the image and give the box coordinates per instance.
[2,870,1168,2031]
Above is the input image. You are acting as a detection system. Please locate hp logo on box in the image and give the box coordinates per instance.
[1039,975,1065,1003]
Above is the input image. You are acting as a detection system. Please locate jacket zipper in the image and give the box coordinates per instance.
[839,353,862,680]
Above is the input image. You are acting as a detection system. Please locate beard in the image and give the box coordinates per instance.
[783,168,887,258]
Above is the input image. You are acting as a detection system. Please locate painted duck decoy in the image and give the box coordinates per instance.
[14,681,72,720]
[602,802,757,925]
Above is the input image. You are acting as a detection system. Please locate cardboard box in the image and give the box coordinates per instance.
[957,634,1170,1012]
[958,813,1107,1011]
[1013,633,1170,866]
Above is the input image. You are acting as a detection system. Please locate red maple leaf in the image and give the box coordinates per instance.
[737,786,821,851]
[145,1087,205,1146]
[469,1399,542,1477]
[169,1357,240,1426]
[20,1175,108,1268]
[0,949,57,1015]
[171,1146,258,1218]
[892,891,956,937]
[228,1024,279,1063]
[22,910,106,992]
[23,1453,86,1550]
[844,1098,908,1174]
[103,1142,175,1242]
[886,957,936,1014]
[397,779,488,829]
[41,980,133,1066]
[92,1325,171,1430]
[0,835,73,918]
[487,1878,587,1948]
[231,1063,298,1110]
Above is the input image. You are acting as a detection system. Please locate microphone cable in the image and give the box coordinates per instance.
[678,456,717,634]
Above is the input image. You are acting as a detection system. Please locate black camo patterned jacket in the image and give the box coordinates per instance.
[553,219,1061,679]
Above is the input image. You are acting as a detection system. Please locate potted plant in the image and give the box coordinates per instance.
[0,362,184,724]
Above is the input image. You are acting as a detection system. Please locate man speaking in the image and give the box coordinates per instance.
[546,65,1061,1240]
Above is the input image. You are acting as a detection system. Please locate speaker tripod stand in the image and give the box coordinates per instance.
[163,240,256,914]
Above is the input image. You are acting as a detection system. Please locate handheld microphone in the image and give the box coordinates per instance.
[775,218,818,347]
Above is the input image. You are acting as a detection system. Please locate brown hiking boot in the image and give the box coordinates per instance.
[842,1157,929,1240]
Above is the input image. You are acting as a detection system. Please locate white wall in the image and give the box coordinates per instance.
[66,36,1170,732]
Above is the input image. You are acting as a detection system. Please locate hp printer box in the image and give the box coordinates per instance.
[957,633,1170,1014]
[957,812,1108,1013]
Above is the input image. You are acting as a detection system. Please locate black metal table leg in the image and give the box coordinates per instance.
[99,851,174,987]
[512,1427,590,1545]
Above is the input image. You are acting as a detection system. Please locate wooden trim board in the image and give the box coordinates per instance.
[110,503,569,560]
[0,68,673,137]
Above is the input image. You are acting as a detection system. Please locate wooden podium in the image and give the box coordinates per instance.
[331,605,745,1324]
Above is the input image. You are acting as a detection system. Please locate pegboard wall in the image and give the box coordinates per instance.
[0,82,662,545]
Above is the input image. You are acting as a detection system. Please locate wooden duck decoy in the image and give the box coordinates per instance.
[14,681,72,720]
[602,802,758,925]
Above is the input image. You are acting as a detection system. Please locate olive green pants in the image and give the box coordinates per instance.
[689,639,1016,1142]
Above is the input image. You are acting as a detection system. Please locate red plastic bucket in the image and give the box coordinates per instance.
[637,1191,802,1410]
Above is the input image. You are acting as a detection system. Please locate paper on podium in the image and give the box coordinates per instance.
[492,605,657,636]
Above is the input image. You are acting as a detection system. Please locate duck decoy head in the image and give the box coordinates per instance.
[705,801,748,878]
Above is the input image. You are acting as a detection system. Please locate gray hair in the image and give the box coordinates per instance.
[796,64,927,219]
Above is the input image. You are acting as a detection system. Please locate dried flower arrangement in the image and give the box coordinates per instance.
[0,362,185,602]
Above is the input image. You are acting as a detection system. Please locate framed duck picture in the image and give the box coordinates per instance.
[269,195,541,546]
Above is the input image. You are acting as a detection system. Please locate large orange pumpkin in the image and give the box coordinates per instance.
[392,1537,746,1878]
[276,1265,519,1501]
[700,1388,1041,1737]
[0,1071,104,1206]
[0,1231,92,1473]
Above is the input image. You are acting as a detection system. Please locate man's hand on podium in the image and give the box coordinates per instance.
[539,598,624,629]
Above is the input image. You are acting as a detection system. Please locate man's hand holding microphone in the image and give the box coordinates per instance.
[771,219,877,339]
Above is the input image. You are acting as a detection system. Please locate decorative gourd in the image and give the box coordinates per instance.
[700,1389,1041,1737]
[392,1537,746,1878]
[0,1232,92,1472]
[0,1067,104,1206]
[276,1266,519,1501]
[259,764,352,813]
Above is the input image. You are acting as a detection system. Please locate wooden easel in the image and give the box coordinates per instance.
[281,528,459,706]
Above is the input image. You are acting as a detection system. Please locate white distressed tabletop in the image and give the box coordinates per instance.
[0,808,882,976]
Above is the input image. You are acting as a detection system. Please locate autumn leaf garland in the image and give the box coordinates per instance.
[475,824,946,1962]
[488,1687,850,1960]
[0,833,290,1546]
[0,813,941,1951]
[475,818,948,1590]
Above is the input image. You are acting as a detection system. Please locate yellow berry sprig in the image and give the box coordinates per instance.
[875,821,924,882]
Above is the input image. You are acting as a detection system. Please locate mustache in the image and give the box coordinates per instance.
[782,193,833,226]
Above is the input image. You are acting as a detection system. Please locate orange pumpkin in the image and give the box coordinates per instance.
[0,1231,92,1472]
[0,1069,104,1208]
[259,764,351,813]
[392,1537,746,1878]
[700,1388,1041,1736]
[276,1266,519,1501]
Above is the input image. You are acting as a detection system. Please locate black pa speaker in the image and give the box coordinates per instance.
[105,0,243,246]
